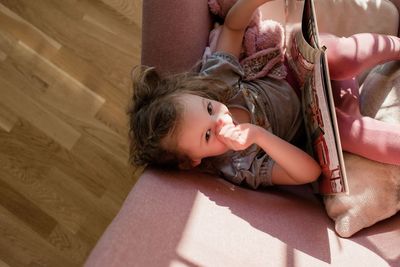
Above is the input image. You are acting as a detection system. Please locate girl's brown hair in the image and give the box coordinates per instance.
[128,65,232,169]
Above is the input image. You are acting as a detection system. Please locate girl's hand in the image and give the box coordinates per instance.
[219,121,321,185]
[217,123,258,151]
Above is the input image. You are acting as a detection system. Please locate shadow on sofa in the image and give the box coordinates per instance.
[85,168,400,266]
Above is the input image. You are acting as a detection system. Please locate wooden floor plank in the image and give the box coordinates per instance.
[0,47,6,60]
[0,77,82,150]
[0,0,142,264]
[71,135,132,197]
[0,152,87,235]
[44,167,118,221]
[0,206,77,267]
[80,0,140,36]
[44,167,122,248]
[0,42,106,119]
[4,0,137,90]
[0,3,62,59]
[47,224,92,264]
[80,13,137,57]
[42,102,129,164]
[0,103,18,133]
[0,41,129,153]
[95,101,129,138]
[0,258,10,267]
[0,56,50,97]
[0,178,57,239]
[0,118,108,198]
[100,0,141,24]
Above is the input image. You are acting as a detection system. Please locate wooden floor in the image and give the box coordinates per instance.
[0,0,143,266]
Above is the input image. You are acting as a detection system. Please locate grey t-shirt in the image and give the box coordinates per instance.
[199,52,302,189]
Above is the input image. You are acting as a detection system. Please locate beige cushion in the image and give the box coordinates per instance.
[324,61,400,237]
[260,0,400,238]
[325,152,400,237]
[360,61,400,121]
[316,0,398,36]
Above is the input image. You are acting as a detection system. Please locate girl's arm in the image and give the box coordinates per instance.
[216,0,272,58]
[218,123,321,185]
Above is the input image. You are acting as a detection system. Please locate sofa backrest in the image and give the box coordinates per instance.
[141,0,399,75]
[260,0,399,36]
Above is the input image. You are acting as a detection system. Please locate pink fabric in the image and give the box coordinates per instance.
[241,19,287,80]
[205,0,287,80]
[85,1,400,266]
[85,170,400,266]
[208,0,251,20]
[388,0,400,35]
[322,33,400,81]
[141,0,212,75]
[322,33,400,165]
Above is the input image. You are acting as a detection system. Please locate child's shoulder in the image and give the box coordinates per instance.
[201,52,244,80]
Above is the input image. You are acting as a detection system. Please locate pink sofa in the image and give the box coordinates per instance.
[85,0,400,266]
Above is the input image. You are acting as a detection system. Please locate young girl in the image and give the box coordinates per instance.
[129,0,400,189]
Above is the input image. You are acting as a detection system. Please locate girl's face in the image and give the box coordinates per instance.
[175,93,234,166]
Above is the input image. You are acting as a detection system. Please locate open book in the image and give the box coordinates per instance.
[284,0,348,194]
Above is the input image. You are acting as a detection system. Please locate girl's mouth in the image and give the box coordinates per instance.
[226,111,237,126]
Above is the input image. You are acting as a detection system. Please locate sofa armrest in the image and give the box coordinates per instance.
[84,170,400,266]
[316,0,398,36]
[141,0,212,75]
[388,0,400,35]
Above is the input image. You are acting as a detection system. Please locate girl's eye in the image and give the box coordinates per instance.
[205,129,211,142]
[207,102,213,115]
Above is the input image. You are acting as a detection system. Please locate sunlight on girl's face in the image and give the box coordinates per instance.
[176,94,235,166]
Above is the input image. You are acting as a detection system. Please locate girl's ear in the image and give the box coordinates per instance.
[191,159,201,167]
[178,159,201,170]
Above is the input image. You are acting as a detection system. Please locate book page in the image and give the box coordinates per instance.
[312,56,346,193]
[284,0,348,194]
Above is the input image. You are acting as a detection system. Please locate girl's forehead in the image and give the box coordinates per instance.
[179,93,203,102]
[179,94,205,114]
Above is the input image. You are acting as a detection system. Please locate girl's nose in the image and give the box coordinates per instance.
[216,113,233,126]
[215,113,234,136]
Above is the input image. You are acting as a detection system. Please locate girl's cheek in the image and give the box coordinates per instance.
[215,132,223,144]
[216,133,228,147]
